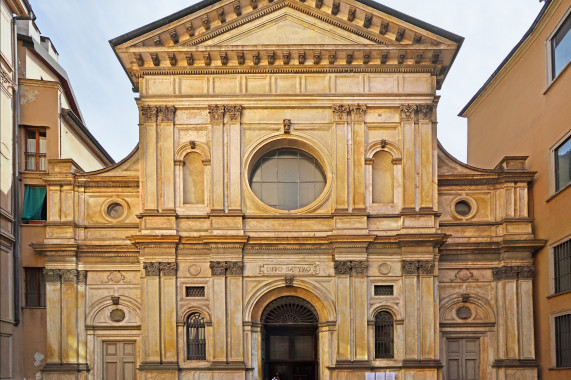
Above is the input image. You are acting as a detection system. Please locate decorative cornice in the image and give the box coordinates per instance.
[401,260,435,275]
[492,265,534,281]
[141,105,157,123]
[334,260,368,276]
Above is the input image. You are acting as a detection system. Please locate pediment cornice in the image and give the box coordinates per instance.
[112,0,462,90]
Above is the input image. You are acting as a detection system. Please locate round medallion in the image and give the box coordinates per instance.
[106,202,125,219]
[188,264,201,276]
[456,306,472,320]
[110,308,126,322]
[378,263,391,275]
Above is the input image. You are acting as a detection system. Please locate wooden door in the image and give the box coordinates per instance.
[104,341,136,380]
[446,338,480,380]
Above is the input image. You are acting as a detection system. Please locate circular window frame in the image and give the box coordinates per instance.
[101,198,129,223]
[243,135,332,214]
[450,196,477,220]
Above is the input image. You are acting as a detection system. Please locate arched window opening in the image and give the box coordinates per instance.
[186,312,206,360]
[183,152,205,204]
[374,311,394,359]
[372,151,394,204]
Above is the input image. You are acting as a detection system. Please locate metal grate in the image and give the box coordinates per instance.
[186,312,206,360]
[374,285,394,296]
[185,286,205,297]
[555,313,571,367]
[374,311,394,359]
[555,239,571,294]
[262,296,318,325]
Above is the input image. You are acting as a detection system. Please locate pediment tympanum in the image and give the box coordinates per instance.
[110,0,463,90]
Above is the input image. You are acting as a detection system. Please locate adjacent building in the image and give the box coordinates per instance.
[1,1,114,378]
[34,1,545,380]
[461,0,571,378]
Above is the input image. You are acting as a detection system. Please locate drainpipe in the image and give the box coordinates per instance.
[11,13,34,327]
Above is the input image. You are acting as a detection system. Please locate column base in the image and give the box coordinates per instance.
[42,363,90,380]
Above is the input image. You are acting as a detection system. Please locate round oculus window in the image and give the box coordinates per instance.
[106,202,125,219]
[454,200,472,217]
[249,148,326,211]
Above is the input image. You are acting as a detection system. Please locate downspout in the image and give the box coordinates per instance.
[11,14,22,327]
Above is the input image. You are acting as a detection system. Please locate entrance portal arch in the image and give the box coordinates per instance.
[262,296,318,380]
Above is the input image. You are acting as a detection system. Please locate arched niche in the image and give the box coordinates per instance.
[366,140,403,213]
[86,296,141,329]
[440,293,496,327]
[175,141,211,213]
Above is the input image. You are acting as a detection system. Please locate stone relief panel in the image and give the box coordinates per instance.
[85,194,140,225]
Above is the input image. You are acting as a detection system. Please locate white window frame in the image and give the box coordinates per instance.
[550,309,571,368]
[547,128,571,198]
[546,5,571,88]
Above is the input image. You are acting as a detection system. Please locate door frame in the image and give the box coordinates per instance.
[87,330,140,380]
[441,332,485,380]
[102,340,138,380]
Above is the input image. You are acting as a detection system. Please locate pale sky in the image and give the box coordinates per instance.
[31,0,543,164]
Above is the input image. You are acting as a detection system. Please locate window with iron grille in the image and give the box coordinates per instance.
[25,129,47,171]
[185,286,205,297]
[374,285,394,296]
[186,312,206,360]
[374,311,394,359]
[555,313,571,367]
[24,268,45,307]
[555,239,571,294]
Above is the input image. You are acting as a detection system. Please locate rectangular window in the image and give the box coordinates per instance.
[553,12,571,79]
[374,285,394,296]
[556,136,571,191]
[185,286,205,297]
[25,129,47,171]
[555,313,571,367]
[555,239,571,294]
[24,268,45,307]
[22,186,47,222]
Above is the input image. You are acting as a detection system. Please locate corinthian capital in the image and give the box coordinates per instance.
[208,105,225,122]
[417,104,434,121]
[159,106,176,122]
[141,106,157,123]
[224,105,242,121]
[332,104,350,121]
[350,104,367,121]
[400,104,416,121]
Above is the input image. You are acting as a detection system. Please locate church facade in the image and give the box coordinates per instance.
[34,0,544,379]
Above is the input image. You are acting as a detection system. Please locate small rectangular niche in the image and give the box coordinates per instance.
[185,286,205,297]
[374,285,394,296]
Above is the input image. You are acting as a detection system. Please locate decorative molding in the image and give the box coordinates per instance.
[159,105,176,122]
[455,269,473,282]
[283,118,291,134]
[160,262,177,276]
[400,104,416,121]
[334,260,368,276]
[401,260,435,275]
[143,262,161,276]
[417,104,434,121]
[77,270,87,284]
[141,106,157,123]
[228,261,244,276]
[285,275,294,287]
[208,105,225,122]
[492,265,534,281]
[110,308,126,322]
[456,306,472,320]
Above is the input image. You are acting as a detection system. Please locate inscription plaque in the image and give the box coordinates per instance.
[258,263,320,276]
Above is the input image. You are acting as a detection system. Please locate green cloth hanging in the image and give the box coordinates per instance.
[22,186,46,221]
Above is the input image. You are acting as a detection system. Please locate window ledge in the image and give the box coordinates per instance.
[22,306,46,309]
[547,289,571,299]
[21,222,46,226]
[548,366,571,370]
[546,181,571,202]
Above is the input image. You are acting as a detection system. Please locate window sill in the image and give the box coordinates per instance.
[547,289,571,299]
[21,221,46,226]
[546,181,571,202]
[22,306,46,309]
[548,366,571,370]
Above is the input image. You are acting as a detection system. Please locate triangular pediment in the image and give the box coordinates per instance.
[110,0,463,90]
[203,8,374,45]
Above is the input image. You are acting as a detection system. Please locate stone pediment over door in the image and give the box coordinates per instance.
[110,0,464,90]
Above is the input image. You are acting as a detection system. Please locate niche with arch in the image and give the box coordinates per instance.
[366,140,402,213]
[183,152,205,204]
[372,151,394,204]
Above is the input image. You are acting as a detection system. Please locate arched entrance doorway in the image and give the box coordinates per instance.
[262,296,318,380]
